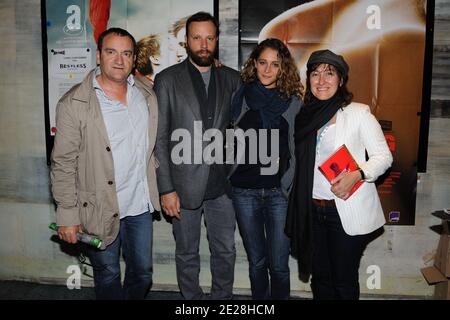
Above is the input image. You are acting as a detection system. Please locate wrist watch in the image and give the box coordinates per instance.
[359,168,366,180]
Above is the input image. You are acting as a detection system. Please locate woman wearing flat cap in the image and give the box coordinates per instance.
[286,49,392,299]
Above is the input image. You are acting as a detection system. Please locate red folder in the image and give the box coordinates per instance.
[318,144,364,199]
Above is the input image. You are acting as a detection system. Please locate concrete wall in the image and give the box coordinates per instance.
[0,0,449,298]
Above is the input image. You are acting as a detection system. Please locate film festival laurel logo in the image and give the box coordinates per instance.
[170,121,280,175]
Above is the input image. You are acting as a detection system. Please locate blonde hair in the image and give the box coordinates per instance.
[170,16,189,37]
[135,34,160,76]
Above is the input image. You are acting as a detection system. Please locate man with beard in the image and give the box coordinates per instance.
[154,11,240,300]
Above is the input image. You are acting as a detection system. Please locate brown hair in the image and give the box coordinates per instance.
[240,38,303,99]
[186,11,219,37]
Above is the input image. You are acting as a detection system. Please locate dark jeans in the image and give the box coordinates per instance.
[86,211,153,300]
[232,187,290,300]
[311,203,372,300]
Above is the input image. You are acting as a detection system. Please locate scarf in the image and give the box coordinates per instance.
[231,81,290,129]
[285,91,345,276]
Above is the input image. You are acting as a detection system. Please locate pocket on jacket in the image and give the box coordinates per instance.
[78,191,102,237]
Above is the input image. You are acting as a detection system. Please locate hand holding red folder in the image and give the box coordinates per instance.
[318,145,364,200]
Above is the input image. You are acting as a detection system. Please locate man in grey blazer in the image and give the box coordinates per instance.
[154,12,240,300]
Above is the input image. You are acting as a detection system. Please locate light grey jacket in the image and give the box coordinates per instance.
[50,70,160,249]
[229,94,303,197]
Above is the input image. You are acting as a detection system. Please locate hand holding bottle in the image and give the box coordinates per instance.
[49,223,102,248]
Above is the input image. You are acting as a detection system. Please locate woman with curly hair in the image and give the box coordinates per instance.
[229,38,303,300]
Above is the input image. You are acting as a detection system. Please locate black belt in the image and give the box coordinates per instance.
[312,198,336,208]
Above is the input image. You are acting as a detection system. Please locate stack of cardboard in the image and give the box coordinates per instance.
[421,210,450,299]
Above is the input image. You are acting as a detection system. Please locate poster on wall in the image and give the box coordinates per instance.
[42,0,216,158]
[239,0,434,225]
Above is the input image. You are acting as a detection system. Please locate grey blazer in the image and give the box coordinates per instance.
[154,59,240,209]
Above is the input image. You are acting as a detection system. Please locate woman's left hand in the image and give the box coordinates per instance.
[330,169,362,200]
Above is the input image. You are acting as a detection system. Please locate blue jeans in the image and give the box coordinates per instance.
[311,203,374,300]
[86,211,153,300]
[232,187,290,300]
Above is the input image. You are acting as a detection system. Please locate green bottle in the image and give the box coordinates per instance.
[49,223,102,249]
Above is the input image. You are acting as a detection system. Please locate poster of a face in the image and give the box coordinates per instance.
[127,0,214,79]
[240,0,429,225]
[44,0,214,137]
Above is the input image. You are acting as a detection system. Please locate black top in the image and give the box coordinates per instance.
[187,61,226,200]
[230,110,289,189]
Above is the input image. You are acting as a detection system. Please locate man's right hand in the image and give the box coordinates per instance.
[160,192,181,219]
[57,225,82,244]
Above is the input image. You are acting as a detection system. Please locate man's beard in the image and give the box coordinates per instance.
[186,44,216,67]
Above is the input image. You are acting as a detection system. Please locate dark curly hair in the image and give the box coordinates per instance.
[240,38,303,99]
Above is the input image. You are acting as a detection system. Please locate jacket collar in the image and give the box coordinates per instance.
[72,69,96,103]
[73,67,135,101]
[175,59,204,121]
[71,69,110,145]
[178,58,226,127]
[133,75,155,99]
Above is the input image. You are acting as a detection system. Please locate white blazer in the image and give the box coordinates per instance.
[331,102,393,235]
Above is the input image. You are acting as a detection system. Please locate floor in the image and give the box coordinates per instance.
[0,280,249,300]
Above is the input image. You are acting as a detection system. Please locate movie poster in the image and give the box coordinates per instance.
[240,0,430,224]
[44,0,214,137]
